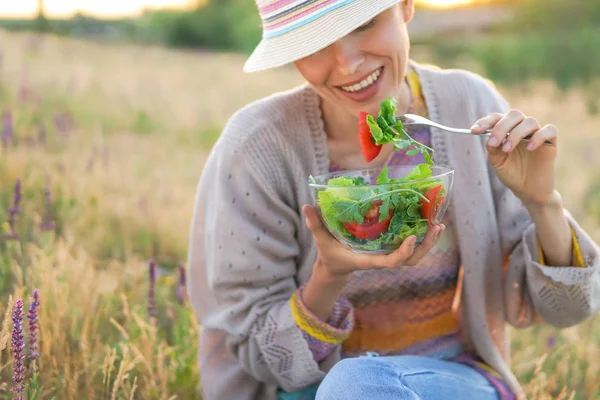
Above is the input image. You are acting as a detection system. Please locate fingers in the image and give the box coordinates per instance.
[500,116,540,153]
[525,124,558,151]
[485,110,526,149]
[404,224,445,265]
[472,111,555,153]
[358,224,445,270]
[470,113,503,134]
[359,234,418,270]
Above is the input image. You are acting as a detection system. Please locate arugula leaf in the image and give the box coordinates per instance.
[378,97,397,126]
[366,115,386,144]
[331,200,365,224]
[379,196,391,222]
[402,164,432,181]
[362,97,436,166]
[423,150,433,165]
[376,166,391,185]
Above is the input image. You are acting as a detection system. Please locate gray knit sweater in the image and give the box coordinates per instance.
[187,62,600,400]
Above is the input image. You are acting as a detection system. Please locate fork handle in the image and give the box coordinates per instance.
[448,128,553,147]
[480,130,552,147]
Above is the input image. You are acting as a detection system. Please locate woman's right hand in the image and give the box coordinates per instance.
[302,204,445,281]
[300,204,445,321]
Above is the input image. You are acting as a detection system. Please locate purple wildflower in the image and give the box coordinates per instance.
[2,111,12,149]
[39,184,55,232]
[6,179,22,240]
[27,289,40,360]
[53,111,73,134]
[547,336,556,348]
[177,262,186,305]
[148,259,157,318]
[11,299,25,400]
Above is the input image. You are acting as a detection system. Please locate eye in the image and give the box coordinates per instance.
[355,17,376,32]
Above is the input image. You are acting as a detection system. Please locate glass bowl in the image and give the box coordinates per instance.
[308,164,454,254]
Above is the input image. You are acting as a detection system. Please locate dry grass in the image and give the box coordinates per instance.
[0,29,599,399]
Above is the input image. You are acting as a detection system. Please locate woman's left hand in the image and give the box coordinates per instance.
[471,110,559,207]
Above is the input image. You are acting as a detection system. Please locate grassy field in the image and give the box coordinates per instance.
[0,29,599,399]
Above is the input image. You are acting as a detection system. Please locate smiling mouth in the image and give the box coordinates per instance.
[338,67,383,93]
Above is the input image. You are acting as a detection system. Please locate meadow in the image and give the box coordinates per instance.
[0,28,599,399]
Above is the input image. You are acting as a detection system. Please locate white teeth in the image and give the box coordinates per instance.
[341,68,382,93]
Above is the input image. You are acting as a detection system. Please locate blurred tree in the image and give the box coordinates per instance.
[513,0,600,31]
[35,0,52,33]
[432,0,600,114]
[140,0,262,52]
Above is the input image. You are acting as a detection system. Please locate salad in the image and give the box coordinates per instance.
[311,97,448,251]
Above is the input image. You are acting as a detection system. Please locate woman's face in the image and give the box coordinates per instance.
[294,2,415,120]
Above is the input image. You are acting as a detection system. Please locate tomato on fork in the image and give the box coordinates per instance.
[358,111,382,162]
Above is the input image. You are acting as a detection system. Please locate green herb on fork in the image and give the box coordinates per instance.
[360,97,435,166]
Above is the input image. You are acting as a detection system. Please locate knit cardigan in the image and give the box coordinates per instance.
[187,61,600,400]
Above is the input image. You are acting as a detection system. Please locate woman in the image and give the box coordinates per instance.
[187,1,600,399]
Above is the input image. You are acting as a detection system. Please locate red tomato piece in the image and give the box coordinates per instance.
[358,111,382,162]
[420,184,445,227]
[343,200,392,240]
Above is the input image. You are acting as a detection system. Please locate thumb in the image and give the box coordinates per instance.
[486,139,507,168]
[302,205,333,244]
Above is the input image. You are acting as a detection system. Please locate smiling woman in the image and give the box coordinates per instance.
[186,1,600,400]
[0,0,193,18]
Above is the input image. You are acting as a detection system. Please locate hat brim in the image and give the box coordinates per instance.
[244,0,402,73]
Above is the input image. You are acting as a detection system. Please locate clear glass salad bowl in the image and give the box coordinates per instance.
[308,164,455,254]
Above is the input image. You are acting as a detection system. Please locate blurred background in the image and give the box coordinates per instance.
[0,0,598,399]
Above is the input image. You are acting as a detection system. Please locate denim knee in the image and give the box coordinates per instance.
[315,357,421,400]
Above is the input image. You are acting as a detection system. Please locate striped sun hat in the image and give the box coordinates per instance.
[244,0,403,72]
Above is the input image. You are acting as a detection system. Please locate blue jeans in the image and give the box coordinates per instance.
[314,354,500,400]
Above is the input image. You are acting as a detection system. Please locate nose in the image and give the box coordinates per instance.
[330,36,364,77]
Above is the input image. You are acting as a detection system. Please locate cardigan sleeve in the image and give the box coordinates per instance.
[187,117,354,392]
[476,81,600,329]
[292,285,354,362]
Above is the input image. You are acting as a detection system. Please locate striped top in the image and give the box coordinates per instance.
[291,70,517,399]
[256,0,360,38]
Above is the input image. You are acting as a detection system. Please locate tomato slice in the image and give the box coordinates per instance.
[358,111,382,162]
[420,184,445,227]
[343,200,392,240]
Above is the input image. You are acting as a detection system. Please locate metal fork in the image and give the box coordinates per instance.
[399,113,553,147]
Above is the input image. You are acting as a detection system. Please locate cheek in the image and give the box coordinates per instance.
[294,58,329,87]
[374,35,405,60]
[363,20,407,60]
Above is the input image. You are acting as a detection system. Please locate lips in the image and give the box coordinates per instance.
[335,67,384,103]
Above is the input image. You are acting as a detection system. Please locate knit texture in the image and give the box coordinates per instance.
[186,61,600,400]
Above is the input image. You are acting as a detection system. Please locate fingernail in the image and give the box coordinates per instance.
[502,141,512,152]
[470,123,480,131]
[527,141,535,151]
[487,136,499,147]
[409,236,417,246]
